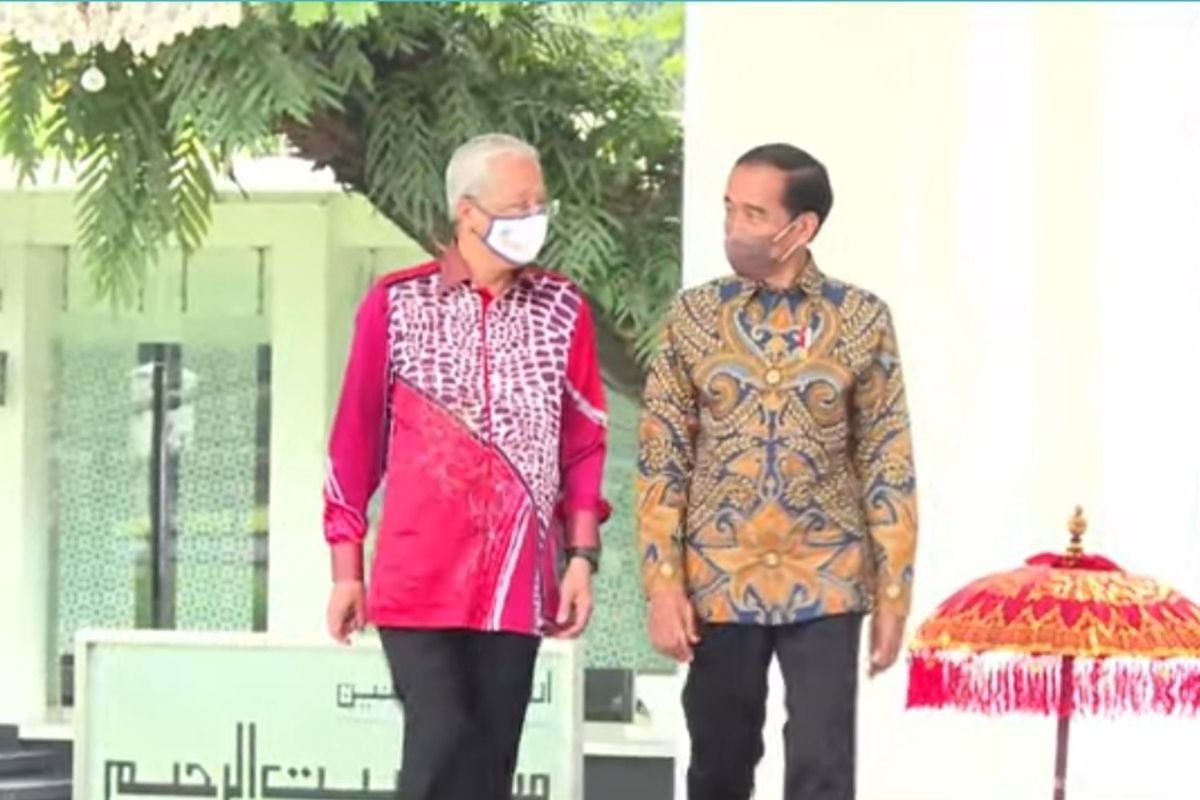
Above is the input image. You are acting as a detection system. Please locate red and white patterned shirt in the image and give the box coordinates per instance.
[323,247,609,635]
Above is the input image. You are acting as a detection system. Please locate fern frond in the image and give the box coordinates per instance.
[0,42,51,183]
[169,131,217,255]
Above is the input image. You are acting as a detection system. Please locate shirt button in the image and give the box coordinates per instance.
[659,563,676,578]
[764,368,782,386]
[885,584,902,600]
[763,551,781,568]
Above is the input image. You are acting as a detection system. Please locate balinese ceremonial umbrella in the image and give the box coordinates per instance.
[905,507,1200,800]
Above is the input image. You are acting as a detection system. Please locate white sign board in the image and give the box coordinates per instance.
[74,631,583,800]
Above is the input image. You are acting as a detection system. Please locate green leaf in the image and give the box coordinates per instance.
[169,131,216,254]
[329,30,374,91]
[475,3,506,27]
[291,2,332,27]
[0,42,51,183]
[331,2,379,28]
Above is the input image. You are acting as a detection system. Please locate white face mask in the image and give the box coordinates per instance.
[482,212,549,266]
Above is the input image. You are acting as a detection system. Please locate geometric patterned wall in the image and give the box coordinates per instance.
[584,390,674,673]
[51,340,142,676]
[52,338,266,663]
[174,342,262,631]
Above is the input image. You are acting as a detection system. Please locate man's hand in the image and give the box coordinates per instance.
[327,580,366,645]
[647,587,700,663]
[868,611,906,677]
[554,557,594,638]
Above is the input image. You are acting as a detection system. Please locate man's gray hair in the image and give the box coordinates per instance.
[445,133,540,219]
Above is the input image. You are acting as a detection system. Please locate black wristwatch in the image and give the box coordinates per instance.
[565,547,600,574]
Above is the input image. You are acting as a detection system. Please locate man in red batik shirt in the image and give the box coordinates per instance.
[322,133,609,800]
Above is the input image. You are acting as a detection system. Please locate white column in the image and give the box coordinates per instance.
[265,207,355,637]
[0,245,61,725]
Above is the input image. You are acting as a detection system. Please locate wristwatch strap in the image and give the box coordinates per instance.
[565,546,600,573]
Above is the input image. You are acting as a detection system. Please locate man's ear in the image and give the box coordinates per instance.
[455,197,477,231]
[798,210,822,245]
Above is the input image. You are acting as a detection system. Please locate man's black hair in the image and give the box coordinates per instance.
[736,143,833,225]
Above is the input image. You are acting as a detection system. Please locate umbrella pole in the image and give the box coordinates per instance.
[1052,655,1075,800]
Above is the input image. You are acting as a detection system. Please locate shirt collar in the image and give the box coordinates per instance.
[435,244,472,296]
[734,253,826,298]
[435,243,531,297]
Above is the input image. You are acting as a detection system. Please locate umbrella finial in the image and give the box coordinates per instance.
[1067,506,1087,559]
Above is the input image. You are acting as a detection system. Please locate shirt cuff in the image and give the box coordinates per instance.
[874,576,912,618]
[561,495,612,524]
[562,506,604,550]
[330,541,364,582]
[641,551,685,597]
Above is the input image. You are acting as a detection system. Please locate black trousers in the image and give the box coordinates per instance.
[684,613,864,800]
[379,628,540,800]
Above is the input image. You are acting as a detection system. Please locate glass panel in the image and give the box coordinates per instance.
[49,247,272,706]
[173,339,269,631]
[172,247,271,632]
[50,336,145,704]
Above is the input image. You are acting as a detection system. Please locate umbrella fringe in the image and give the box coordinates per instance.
[907,651,1200,717]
